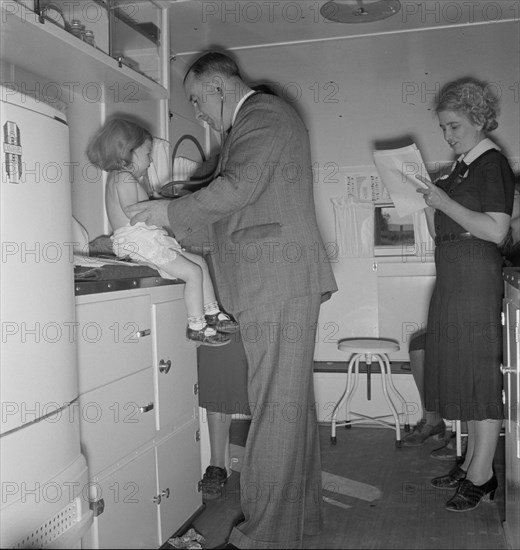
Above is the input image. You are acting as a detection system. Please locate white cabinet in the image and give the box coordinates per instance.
[156,420,202,542]
[502,269,520,550]
[76,283,202,549]
[90,447,158,549]
[315,256,435,362]
[376,259,436,361]
[152,300,199,433]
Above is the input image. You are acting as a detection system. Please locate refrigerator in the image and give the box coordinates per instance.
[0,86,92,548]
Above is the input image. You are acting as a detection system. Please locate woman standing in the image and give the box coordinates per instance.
[417,77,515,511]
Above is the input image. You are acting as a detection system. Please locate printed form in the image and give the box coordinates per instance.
[373,144,430,217]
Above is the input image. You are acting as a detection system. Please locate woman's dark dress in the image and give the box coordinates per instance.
[424,148,515,421]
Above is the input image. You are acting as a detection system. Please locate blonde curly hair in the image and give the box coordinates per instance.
[435,77,500,132]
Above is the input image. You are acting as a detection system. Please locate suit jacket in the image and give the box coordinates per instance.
[168,92,337,313]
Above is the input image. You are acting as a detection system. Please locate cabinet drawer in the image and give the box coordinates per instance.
[153,300,198,432]
[90,446,157,549]
[76,295,152,393]
[156,420,202,543]
[79,368,155,476]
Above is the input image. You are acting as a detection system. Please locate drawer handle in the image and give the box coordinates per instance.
[136,329,151,338]
[161,488,170,499]
[138,403,154,414]
[159,359,172,374]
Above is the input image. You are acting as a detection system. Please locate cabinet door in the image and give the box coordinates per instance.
[378,274,435,361]
[79,368,155,476]
[156,420,202,544]
[76,295,152,394]
[503,298,520,549]
[314,258,378,361]
[152,300,198,432]
[92,447,157,549]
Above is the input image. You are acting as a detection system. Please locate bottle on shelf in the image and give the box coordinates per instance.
[69,19,82,39]
[83,30,95,46]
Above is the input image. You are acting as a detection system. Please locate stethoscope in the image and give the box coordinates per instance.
[160,87,226,198]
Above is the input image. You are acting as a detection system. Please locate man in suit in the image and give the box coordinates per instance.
[125,51,337,549]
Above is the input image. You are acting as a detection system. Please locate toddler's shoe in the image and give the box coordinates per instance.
[186,325,230,346]
[205,312,239,333]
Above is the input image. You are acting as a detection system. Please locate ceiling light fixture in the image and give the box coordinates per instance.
[320,0,401,23]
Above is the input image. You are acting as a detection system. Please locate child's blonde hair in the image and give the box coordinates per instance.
[87,118,152,171]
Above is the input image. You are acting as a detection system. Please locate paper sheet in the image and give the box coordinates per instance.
[373,144,429,217]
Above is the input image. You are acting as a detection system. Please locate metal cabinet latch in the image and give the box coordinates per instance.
[90,498,105,517]
[500,364,516,374]
[159,359,171,374]
[136,328,151,338]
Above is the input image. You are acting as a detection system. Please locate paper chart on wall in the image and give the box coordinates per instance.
[372,144,430,217]
[345,172,391,203]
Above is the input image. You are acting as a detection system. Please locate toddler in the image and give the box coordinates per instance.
[87,118,237,346]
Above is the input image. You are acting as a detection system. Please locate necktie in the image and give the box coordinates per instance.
[452,160,468,179]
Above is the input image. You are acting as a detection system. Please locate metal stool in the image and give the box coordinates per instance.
[331,338,410,448]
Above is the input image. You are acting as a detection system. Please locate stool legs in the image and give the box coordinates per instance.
[375,354,402,444]
[378,353,409,431]
[344,354,362,428]
[331,353,360,443]
[330,352,408,447]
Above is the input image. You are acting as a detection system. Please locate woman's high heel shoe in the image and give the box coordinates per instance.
[431,464,467,488]
[445,475,498,512]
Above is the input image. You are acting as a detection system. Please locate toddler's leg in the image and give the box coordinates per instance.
[160,254,230,347]
[181,251,239,333]
[159,254,203,320]
[181,252,216,304]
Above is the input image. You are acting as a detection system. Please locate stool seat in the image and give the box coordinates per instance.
[331,337,409,448]
[338,338,400,355]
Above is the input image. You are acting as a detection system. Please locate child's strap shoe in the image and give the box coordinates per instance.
[186,325,231,346]
[205,312,239,333]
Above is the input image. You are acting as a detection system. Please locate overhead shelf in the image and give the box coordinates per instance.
[0,3,168,101]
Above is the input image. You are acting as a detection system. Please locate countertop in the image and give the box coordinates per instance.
[74,261,182,296]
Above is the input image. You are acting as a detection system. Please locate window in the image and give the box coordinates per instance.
[374,204,415,255]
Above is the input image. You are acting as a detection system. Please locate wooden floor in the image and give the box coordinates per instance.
[168,422,507,550]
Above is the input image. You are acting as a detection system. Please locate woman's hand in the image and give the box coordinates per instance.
[415,174,449,210]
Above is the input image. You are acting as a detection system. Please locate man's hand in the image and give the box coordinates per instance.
[88,234,114,256]
[124,199,171,228]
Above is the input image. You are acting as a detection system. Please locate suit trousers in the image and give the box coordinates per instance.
[228,293,323,549]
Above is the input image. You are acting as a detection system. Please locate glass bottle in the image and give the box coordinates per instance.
[69,20,82,39]
[83,30,95,46]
